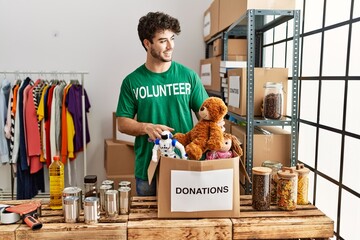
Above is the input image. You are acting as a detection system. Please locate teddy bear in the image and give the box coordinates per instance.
[205,132,243,160]
[173,97,227,160]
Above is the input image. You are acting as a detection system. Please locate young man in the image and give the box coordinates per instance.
[116,12,208,196]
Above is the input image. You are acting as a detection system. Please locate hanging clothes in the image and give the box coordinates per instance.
[15,77,44,200]
[66,84,91,153]
[25,82,42,174]
[0,79,11,163]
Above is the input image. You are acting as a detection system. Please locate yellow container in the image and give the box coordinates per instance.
[294,164,310,205]
[49,156,64,210]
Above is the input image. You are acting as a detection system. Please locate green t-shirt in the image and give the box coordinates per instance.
[116,61,208,180]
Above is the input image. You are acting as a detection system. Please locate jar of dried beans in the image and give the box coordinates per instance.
[277,167,298,211]
[294,163,310,205]
[263,82,283,120]
[261,160,282,204]
[252,167,272,211]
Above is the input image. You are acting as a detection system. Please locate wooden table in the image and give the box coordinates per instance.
[0,195,334,240]
[129,195,334,240]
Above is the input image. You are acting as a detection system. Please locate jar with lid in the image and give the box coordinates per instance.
[252,167,272,211]
[294,163,310,205]
[84,175,98,198]
[263,82,284,120]
[261,160,283,204]
[277,167,298,211]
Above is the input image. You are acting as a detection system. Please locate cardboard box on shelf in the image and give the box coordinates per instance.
[200,56,221,92]
[148,156,240,218]
[106,174,137,197]
[227,67,288,116]
[218,0,296,32]
[231,124,291,168]
[203,0,220,41]
[104,139,135,176]
[213,38,247,57]
[227,55,248,61]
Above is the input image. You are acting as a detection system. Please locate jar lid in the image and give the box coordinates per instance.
[261,160,282,170]
[264,82,283,88]
[84,175,97,183]
[294,163,310,175]
[277,167,298,178]
[252,167,272,175]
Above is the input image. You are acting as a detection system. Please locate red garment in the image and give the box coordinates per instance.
[25,85,42,174]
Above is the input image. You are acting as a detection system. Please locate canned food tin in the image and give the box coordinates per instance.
[105,190,119,217]
[99,184,112,212]
[119,187,131,215]
[118,181,131,189]
[84,197,100,224]
[62,187,82,210]
[102,180,114,189]
[63,196,79,223]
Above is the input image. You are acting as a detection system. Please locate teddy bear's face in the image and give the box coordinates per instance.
[198,97,227,122]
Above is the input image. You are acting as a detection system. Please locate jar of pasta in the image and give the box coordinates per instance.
[294,163,310,205]
[277,167,298,211]
[261,160,282,204]
[252,167,272,211]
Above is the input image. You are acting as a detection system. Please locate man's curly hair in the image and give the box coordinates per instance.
[138,12,181,51]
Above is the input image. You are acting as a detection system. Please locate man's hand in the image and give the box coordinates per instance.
[144,123,174,141]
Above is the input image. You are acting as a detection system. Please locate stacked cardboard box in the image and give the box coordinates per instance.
[104,139,136,196]
[203,0,296,41]
[227,67,288,116]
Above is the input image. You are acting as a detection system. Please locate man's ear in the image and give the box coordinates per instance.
[144,39,151,51]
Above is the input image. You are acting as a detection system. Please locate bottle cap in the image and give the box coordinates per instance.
[53,156,60,161]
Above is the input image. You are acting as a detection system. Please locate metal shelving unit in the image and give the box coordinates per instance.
[206,9,301,193]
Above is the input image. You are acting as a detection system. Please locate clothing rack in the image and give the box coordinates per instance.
[0,70,89,199]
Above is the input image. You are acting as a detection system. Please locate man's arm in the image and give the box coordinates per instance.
[117,117,174,141]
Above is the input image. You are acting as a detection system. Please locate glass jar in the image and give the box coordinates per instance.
[263,82,284,120]
[252,167,272,211]
[294,163,310,205]
[261,160,283,204]
[84,175,98,198]
[277,167,298,211]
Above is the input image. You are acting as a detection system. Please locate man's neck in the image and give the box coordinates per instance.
[145,59,171,73]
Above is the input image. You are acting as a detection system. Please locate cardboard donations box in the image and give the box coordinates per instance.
[148,156,240,218]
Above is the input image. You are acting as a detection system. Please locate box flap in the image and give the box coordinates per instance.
[147,159,159,185]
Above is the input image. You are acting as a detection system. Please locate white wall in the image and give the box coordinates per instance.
[0,0,212,192]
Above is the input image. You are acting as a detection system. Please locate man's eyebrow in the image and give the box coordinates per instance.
[157,34,175,41]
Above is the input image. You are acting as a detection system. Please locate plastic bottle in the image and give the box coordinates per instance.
[49,155,65,210]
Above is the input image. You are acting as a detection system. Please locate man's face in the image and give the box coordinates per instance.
[148,30,175,62]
